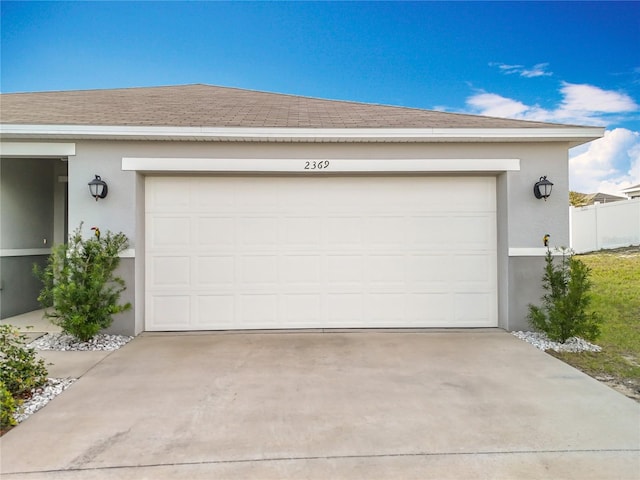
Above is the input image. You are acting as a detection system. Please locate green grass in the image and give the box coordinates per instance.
[549,248,640,394]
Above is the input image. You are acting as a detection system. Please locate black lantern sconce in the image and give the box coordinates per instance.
[533,176,553,201]
[88,175,108,201]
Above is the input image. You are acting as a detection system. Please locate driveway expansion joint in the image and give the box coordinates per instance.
[3,448,639,476]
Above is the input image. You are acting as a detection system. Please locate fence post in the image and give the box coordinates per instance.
[594,202,599,251]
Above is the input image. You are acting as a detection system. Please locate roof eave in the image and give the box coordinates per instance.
[0,125,604,146]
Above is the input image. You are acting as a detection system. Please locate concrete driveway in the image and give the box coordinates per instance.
[1,330,639,479]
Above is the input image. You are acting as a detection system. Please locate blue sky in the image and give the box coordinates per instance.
[2,1,639,193]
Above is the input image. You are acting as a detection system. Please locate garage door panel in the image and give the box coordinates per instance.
[367,256,406,283]
[327,255,363,283]
[282,294,322,325]
[367,294,406,324]
[238,217,278,246]
[196,296,235,327]
[195,256,235,286]
[406,294,451,323]
[326,294,363,324]
[452,255,493,283]
[281,255,321,283]
[323,181,371,209]
[326,217,363,246]
[449,178,494,208]
[410,216,492,248]
[239,294,278,327]
[194,184,236,210]
[237,182,279,209]
[147,178,192,211]
[281,217,321,246]
[399,177,490,211]
[148,295,191,328]
[149,256,191,287]
[240,256,278,284]
[277,181,322,211]
[408,255,452,283]
[365,217,406,245]
[454,293,495,325]
[149,216,191,248]
[410,217,450,246]
[452,216,494,247]
[146,176,497,330]
[196,217,235,247]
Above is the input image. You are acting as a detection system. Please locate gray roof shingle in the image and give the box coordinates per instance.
[0,83,576,129]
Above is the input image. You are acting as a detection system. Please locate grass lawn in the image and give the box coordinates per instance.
[548,247,640,400]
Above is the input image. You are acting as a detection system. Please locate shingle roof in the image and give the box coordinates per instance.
[0,83,573,129]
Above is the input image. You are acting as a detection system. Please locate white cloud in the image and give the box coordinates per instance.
[569,128,640,194]
[466,93,529,118]
[465,83,639,126]
[460,81,640,194]
[464,92,557,123]
[521,63,553,78]
[489,62,552,78]
[558,82,638,114]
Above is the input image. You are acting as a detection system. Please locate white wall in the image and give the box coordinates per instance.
[570,199,640,253]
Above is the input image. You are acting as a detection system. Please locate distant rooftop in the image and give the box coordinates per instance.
[585,192,627,204]
[621,183,640,192]
[621,184,640,199]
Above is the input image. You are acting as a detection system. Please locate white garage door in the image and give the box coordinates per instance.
[145,176,497,330]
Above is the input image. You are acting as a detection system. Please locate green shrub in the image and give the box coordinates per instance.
[34,223,131,341]
[0,380,20,431]
[528,248,602,343]
[0,324,48,398]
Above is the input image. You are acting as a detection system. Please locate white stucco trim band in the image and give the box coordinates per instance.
[0,248,52,257]
[508,248,566,256]
[0,248,135,258]
[1,125,604,146]
[122,157,520,173]
[0,141,76,157]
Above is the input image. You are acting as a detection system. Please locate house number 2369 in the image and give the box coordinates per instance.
[304,161,330,170]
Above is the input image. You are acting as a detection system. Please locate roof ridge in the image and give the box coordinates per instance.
[0,83,211,95]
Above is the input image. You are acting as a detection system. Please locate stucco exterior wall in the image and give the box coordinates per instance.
[508,256,547,331]
[101,258,136,336]
[0,256,48,317]
[0,157,66,318]
[66,140,571,334]
[1,158,55,249]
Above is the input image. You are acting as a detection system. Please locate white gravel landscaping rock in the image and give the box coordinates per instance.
[512,331,602,353]
[28,333,133,351]
[14,378,76,423]
[6,333,132,428]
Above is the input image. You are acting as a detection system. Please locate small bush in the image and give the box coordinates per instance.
[35,223,131,341]
[0,381,20,431]
[0,324,48,398]
[528,248,602,343]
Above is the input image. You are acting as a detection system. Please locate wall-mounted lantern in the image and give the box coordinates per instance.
[88,175,108,201]
[533,176,553,201]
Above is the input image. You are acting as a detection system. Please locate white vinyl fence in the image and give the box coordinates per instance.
[570,198,640,253]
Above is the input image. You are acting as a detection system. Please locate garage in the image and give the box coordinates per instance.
[145,174,497,330]
[2,84,604,334]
